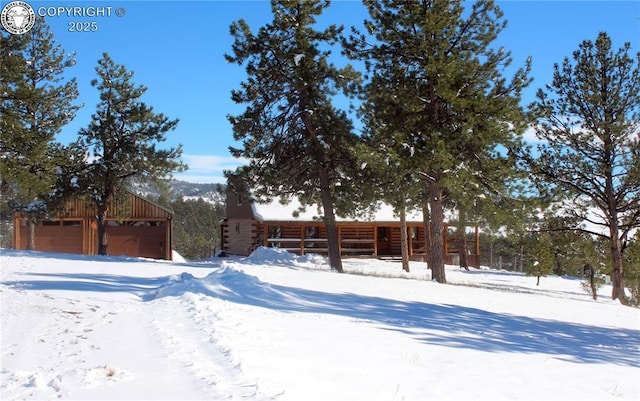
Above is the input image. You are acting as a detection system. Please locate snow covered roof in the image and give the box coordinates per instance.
[251,196,425,223]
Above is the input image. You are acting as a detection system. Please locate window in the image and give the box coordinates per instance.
[235,193,243,206]
[268,225,282,248]
[411,227,420,250]
[305,226,319,238]
[268,226,282,238]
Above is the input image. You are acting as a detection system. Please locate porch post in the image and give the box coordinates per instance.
[409,226,414,257]
[263,225,268,247]
[373,225,378,257]
[13,216,21,250]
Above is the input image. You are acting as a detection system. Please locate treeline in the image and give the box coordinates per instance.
[167,196,225,261]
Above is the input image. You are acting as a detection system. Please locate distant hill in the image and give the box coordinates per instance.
[129,179,225,205]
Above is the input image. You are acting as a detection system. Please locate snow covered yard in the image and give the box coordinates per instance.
[1,247,638,401]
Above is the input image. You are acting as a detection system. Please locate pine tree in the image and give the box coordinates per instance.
[225,0,361,272]
[622,235,640,306]
[537,209,605,279]
[345,0,530,282]
[529,32,640,304]
[524,232,554,286]
[75,53,185,256]
[355,120,423,272]
[0,18,80,249]
[171,197,225,260]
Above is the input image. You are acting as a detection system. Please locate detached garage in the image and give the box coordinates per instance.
[13,191,173,260]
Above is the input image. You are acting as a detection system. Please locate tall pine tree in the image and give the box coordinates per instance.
[225,0,361,272]
[75,53,185,255]
[528,32,640,304]
[0,18,80,249]
[345,0,530,282]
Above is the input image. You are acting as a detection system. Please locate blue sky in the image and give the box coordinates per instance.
[12,0,640,183]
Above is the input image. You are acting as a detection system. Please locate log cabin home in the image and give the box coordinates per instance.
[13,191,173,260]
[221,189,480,267]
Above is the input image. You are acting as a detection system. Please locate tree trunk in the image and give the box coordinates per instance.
[610,235,627,303]
[458,238,469,270]
[318,165,343,273]
[586,264,598,301]
[26,217,36,250]
[399,197,409,272]
[427,183,446,283]
[97,208,108,256]
[95,185,116,257]
[422,199,431,270]
[300,109,342,272]
[601,156,628,302]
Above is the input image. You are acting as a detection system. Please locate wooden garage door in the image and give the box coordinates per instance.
[106,223,166,259]
[17,221,83,254]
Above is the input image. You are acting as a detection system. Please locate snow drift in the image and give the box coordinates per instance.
[1,248,638,401]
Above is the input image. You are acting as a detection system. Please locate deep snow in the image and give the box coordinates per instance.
[1,247,638,400]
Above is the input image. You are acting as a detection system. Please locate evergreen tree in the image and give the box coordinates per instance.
[539,209,605,278]
[225,0,361,272]
[524,232,555,286]
[345,0,530,282]
[622,235,640,306]
[356,138,422,272]
[0,18,80,249]
[75,53,185,256]
[171,197,225,260]
[528,32,640,304]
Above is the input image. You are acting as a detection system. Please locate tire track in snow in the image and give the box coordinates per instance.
[150,293,278,400]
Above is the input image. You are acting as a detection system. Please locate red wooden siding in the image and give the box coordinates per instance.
[13,192,173,260]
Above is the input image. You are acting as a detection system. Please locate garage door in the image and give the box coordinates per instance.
[107,223,166,259]
[17,221,84,254]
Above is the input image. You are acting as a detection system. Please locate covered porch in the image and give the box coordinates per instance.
[258,221,480,267]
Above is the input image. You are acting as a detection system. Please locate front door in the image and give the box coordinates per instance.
[377,227,391,256]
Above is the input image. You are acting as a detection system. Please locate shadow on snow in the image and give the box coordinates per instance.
[4,266,638,368]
